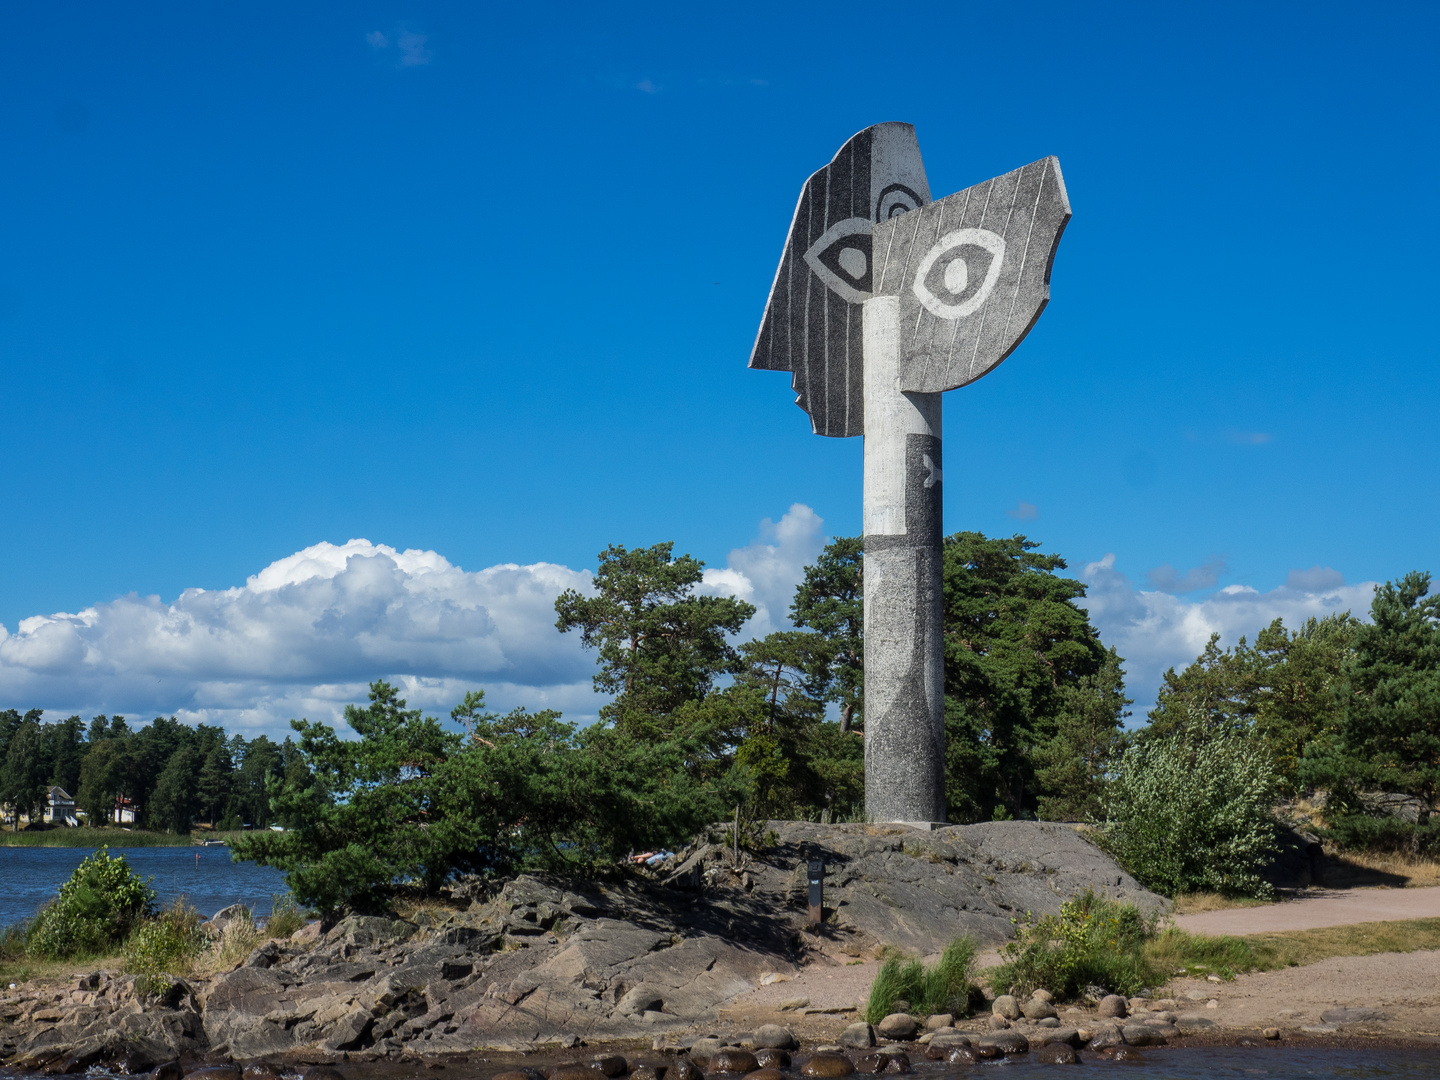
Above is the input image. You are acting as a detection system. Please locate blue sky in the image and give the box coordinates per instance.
[1,2,1435,735]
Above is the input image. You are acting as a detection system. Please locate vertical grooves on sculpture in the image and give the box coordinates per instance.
[801,185,816,431]
[964,177,1008,380]
[821,163,832,434]
[999,161,1049,350]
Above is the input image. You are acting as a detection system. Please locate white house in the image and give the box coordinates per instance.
[45,786,79,827]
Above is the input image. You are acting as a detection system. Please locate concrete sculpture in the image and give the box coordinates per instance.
[750,124,1070,824]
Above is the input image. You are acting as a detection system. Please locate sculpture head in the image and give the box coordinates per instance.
[749,123,931,438]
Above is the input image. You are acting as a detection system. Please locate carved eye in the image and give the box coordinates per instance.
[802,216,873,303]
[875,183,922,222]
[911,228,1007,320]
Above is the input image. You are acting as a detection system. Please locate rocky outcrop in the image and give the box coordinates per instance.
[0,820,1162,1064]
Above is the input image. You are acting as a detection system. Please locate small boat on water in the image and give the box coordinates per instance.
[196,838,228,847]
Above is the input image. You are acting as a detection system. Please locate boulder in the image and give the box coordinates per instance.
[710,1049,759,1074]
[927,1032,971,1050]
[876,1013,917,1040]
[592,1056,629,1077]
[1085,1025,1124,1051]
[854,1055,886,1074]
[669,1061,703,1080]
[1021,998,1057,1020]
[752,1025,797,1050]
[1097,994,1128,1018]
[978,1032,1029,1056]
[986,1014,1010,1030]
[1033,1028,1079,1047]
[743,1071,784,1080]
[991,995,1022,1020]
[754,1049,790,1069]
[839,1023,875,1049]
[944,1047,977,1065]
[1120,1024,1169,1047]
[1031,989,1054,1002]
[1035,1042,1077,1064]
[924,1014,953,1030]
[800,1054,855,1078]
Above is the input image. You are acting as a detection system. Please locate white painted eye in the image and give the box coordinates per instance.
[803,216,874,304]
[911,228,1006,320]
[943,258,967,294]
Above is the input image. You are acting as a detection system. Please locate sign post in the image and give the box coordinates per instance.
[807,859,824,927]
[751,125,1070,825]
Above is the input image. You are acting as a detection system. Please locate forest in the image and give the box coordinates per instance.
[2,531,1436,908]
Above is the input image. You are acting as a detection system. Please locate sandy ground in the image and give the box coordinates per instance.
[1173,886,1440,935]
[719,888,1440,1041]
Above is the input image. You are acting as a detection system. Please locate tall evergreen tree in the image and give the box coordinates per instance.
[555,542,754,739]
[1302,572,1440,849]
[790,536,864,732]
[941,532,1123,822]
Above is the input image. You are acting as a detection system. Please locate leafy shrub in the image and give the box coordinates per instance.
[1099,726,1279,898]
[265,893,306,938]
[864,937,980,1022]
[988,889,1158,1001]
[27,847,156,959]
[123,899,205,991]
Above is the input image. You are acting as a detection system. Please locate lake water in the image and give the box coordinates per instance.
[1,1046,1439,1079]
[0,845,288,928]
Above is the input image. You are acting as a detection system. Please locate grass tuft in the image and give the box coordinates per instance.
[864,937,980,1023]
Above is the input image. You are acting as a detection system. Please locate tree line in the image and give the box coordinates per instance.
[0,711,311,833]
[6,531,1436,906]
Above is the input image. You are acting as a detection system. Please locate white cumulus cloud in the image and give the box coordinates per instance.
[0,507,830,739]
[1079,554,1379,724]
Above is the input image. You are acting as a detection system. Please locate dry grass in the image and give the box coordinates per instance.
[1172,892,1271,914]
[1147,917,1440,982]
[190,917,267,976]
[0,952,123,987]
[1325,849,1440,888]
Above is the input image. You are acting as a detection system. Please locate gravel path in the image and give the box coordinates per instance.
[1174,886,1440,936]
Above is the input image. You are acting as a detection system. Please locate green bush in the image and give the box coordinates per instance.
[988,889,1158,1001]
[27,847,156,959]
[264,893,306,938]
[1099,726,1278,898]
[123,899,205,991]
[863,937,980,1022]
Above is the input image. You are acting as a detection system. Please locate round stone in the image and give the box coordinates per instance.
[752,1025,796,1050]
[800,1054,855,1078]
[839,1023,875,1049]
[876,1013,918,1040]
[1035,1042,1077,1064]
[1097,994,1128,1019]
[992,994,1022,1021]
[710,1050,759,1074]
[670,1061,703,1080]
[753,1050,789,1069]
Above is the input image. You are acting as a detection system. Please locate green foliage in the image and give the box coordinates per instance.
[863,937,980,1022]
[555,542,755,739]
[1302,573,1440,852]
[123,899,205,991]
[231,681,741,914]
[265,893,307,938]
[941,532,1125,822]
[1100,725,1278,898]
[790,536,864,733]
[0,828,190,847]
[988,890,1157,1000]
[1,715,51,829]
[27,847,157,959]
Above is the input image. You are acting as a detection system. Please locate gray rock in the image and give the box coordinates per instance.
[987,1014,1010,1030]
[1033,1027,1078,1047]
[992,995,1022,1020]
[924,1013,953,1030]
[1121,1024,1170,1047]
[1035,1042,1078,1064]
[1174,1015,1215,1035]
[840,1023,876,1049]
[752,1025,797,1050]
[1085,1025,1124,1051]
[927,1032,971,1049]
[977,1031,1029,1056]
[1021,998,1057,1020]
[876,1013,918,1040]
[1320,1007,1390,1024]
[1097,994,1128,1018]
